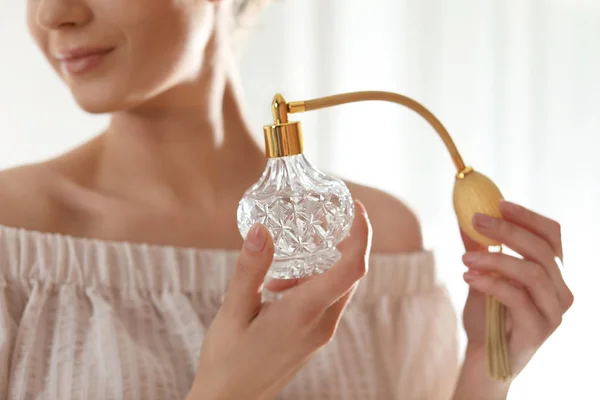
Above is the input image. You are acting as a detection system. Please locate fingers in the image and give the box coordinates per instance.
[499,201,573,309]
[473,213,555,270]
[285,200,372,321]
[336,200,372,255]
[462,251,564,322]
[222,224,274,324]
[463,272,562,337]
[472,211,573,310]
[500,201,563,259]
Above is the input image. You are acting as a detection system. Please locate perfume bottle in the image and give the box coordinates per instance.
[237,97,354,279]
[237,90,511,381]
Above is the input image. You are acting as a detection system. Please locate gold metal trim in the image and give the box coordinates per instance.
[264,122,304,158]
[288,101,306,114]
[456,166,474,179]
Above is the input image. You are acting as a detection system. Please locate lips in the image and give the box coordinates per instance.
[54,46,115,76]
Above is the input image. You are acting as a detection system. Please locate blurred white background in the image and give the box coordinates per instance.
[1,0,598,398]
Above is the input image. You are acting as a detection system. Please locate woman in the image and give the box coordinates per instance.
[0,0,573,399]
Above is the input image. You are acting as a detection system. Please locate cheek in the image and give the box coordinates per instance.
[55,0,213,113]
[26,1,50,63]
[96,0,212,100]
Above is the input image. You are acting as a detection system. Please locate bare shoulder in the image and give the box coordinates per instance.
[345,181,424,253]
[0,163,66,232]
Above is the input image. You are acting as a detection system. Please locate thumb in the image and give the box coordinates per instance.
[222,223,274,324]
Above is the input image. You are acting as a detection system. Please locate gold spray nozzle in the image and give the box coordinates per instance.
[263,93,304,158]
[271,93,289,124]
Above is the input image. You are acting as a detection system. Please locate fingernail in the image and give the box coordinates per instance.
[463,271,475,282]
[462,252,480,264]
[245,224,267,252]
[474,213,496,228]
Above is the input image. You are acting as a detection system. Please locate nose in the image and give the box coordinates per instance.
[36,0,92,31]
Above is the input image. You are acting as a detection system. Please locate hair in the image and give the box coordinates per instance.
[232,0,267,33]
[234,0,252,20]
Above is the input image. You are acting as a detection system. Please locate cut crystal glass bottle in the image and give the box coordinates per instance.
[237,154,354,279]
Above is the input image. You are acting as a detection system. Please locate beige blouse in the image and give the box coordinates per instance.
[0,224,459,399]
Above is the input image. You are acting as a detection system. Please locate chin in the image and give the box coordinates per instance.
[63,59,195,115]
[69,82,142,114]
[73,98,121,115]
[72,97,128,115]
[66,69,186,115]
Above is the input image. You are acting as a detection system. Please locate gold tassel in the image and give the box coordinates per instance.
[486,296,511,380]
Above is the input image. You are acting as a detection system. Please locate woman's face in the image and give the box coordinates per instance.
[27,0,215,113]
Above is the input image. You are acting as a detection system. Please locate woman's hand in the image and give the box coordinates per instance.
[454,200,574,399]
[187,202,372,400]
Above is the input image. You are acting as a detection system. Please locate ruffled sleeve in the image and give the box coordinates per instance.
[280,250,460,399]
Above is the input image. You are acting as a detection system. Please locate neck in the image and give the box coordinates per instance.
[95,57,266,209]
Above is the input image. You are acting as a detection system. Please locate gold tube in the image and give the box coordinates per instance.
[286,91,465,172]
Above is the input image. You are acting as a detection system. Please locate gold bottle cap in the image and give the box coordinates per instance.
[263,93,304,158]
[264,122,304,158]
